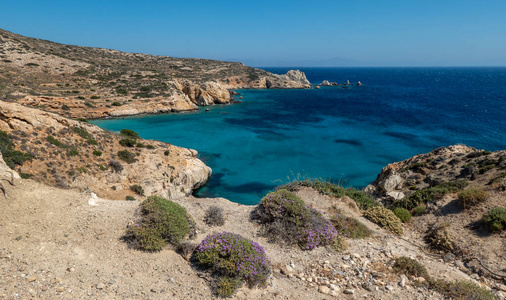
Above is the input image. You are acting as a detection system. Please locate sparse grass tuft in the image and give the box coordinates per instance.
[330,210,372,239]
[393,257,429,279]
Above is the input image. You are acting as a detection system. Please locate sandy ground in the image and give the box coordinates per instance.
[0,179,491,299]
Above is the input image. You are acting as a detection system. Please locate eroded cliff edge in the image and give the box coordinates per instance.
[0,100,211,199]
[0,28,311,119]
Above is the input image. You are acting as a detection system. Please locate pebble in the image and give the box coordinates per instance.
[342,255,351,261]
[319,286,331,295]
[343,289,354,294]
[97,283,105,289]
[386,285,394,291]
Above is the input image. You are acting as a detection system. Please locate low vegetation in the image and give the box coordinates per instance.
[204,205,225,226]
[392,256,429,279]
[393,207,412,223]
[482,207,506,232]
[393,257,493,300]
[426,223,455,252]
[363,206,403,235]
[256,189,337,250]
[117,150,136,164]
[391,180,468,211]
[120,129,140,139]
[124,196,195,251]
[130,184,144,196]
[281,179,377,210]
[0,130,33,169]
[194,232,271,297]
[458,187,489,209]
[330,210,371,239]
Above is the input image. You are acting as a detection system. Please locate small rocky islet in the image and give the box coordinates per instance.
[1,28,505,299]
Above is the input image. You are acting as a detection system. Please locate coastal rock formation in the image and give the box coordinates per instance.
[173,79,231,106]
[0,100,211,199]
[365,144,506,198]
[275,70,312,86]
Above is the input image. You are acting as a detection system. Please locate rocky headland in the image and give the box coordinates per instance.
[0,28,310,119]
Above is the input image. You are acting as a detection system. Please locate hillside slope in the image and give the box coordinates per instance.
[0,28,310,119]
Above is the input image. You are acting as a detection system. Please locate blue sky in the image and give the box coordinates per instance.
[1,0,505,67]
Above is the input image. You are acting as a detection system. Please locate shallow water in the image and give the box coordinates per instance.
[91,67,506,204]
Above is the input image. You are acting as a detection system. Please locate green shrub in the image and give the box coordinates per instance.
[392,180,468,210]
[429,279,494,300]
[0,131,33,169]
[67,148,79,157]
[97,164,108,171]
[331,211,371,239]
[393,208,412,223]
[92,150,102,156]
[130,184,144,196]
[164,150,170,156]
[117,150,136,164]
[120,129,140,139]
[126,196,135,201]
[393,257,429,279]
[412,205,426,216]
[195,232,270,297]
[47,135,66,148]
[74,127,92,139]
[363,206,403,235]
[146,144,155,149]
[282,179,377,210]
[90,95,100,99]
[62,104,70,111]
[257,189,337,249]
[125,196,193,251]
[135,142,146,148]
[76,118,88,123]
[86,139,98,145]
[111,101,122,106]
[458,187,489,209]
[19,172,34,179]
[119,138,136,147]
[482,207,506,232]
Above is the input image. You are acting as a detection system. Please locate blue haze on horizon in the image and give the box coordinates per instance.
[1,0,505,67]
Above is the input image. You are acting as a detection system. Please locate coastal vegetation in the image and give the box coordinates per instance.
[204,205,225,226]
[194,232,271,297]
[363,206,403,235]
[482,207,506,232]
[256,189,337,250]
[124,196,195,251]
[0,130,33,169]
[281,179,377,210]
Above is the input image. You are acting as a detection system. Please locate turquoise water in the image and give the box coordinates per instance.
[91,67,506,205]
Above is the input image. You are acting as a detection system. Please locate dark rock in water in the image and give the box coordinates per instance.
[357,81,362,86]
[229,91,240,96]
[205,109,210,112]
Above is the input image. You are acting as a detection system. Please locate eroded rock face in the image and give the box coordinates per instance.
[0,100,211,199]
[174,80,232,106]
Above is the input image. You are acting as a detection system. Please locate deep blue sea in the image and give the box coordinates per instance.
[91,67,506,205]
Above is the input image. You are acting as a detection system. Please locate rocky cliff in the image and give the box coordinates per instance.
[0,100,211,199]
